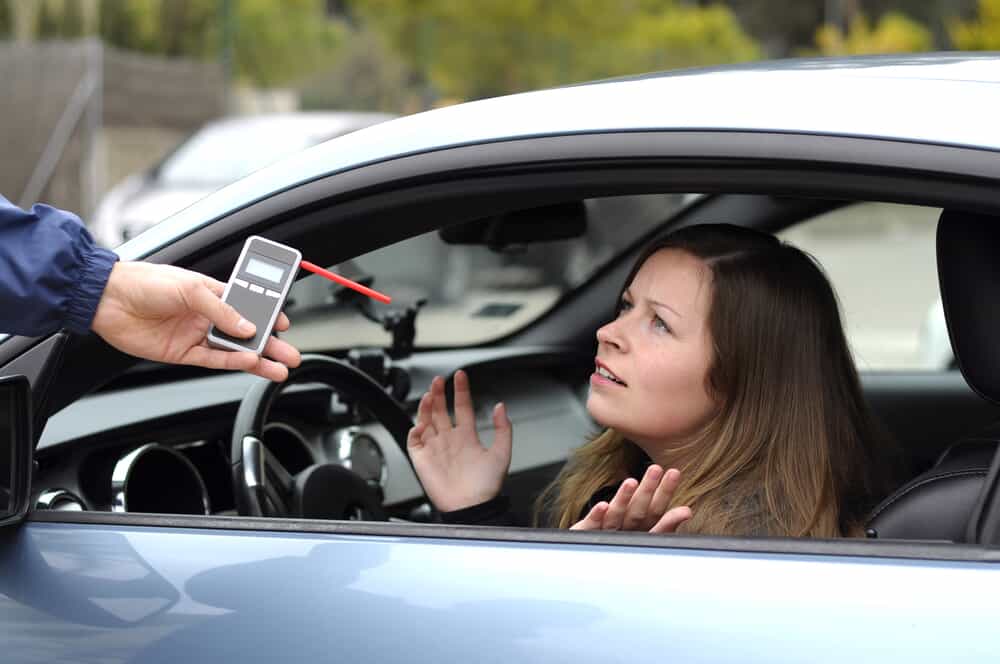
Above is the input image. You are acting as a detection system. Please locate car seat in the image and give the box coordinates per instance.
[865,209,1000,541]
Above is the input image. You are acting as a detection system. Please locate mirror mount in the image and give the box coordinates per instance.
[332,276,427,360]
[0,374,33,527]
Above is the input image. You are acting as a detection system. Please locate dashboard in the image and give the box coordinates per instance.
[31,348,596,522]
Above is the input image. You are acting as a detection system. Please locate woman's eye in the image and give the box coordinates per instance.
[617,299,632,316]
[652,315,670,333]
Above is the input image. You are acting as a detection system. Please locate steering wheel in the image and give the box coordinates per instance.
[230,354,420,520]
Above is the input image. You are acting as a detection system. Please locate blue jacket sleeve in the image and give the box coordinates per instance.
[0,195,119,337]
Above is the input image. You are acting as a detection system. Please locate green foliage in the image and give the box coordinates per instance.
[299,27,411,112]
[717,0,824,55]
[620,4,761,71]
[351,0,760,101]
[232,0,345,87]
[100,0,217,56]
[0,2,10,38]
[13,0,342,87]
[950,0,1000,49]
[814,11,933,55]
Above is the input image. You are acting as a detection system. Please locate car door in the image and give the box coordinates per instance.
[2,514,998,662]
[4,127,1000,662]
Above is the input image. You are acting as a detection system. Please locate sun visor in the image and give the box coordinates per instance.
[938,209,1000,405]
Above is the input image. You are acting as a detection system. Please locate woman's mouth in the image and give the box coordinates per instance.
[592,363,627,387]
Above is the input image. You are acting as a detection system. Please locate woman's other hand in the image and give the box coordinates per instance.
[570,465,692,533]
[407,369,512,512]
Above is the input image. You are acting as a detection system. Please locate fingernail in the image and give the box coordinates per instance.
[237,318,255,335]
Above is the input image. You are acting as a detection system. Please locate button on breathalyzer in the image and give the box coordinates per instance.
[208,236,301,355]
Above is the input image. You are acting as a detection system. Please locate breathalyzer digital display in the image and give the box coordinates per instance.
[207,236,301,355]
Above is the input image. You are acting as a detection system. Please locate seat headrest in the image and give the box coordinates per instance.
[938,209,1000,405]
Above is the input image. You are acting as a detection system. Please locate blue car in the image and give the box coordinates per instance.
[3,53,1000,662]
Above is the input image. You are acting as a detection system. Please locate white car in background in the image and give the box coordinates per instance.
[92,111,394,248]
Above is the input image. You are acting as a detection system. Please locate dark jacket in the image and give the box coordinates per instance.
[439,486,623,528]
[0,195,118,336]
[440,450,654,528]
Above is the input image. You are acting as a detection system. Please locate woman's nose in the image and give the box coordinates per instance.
[596,318,626,351]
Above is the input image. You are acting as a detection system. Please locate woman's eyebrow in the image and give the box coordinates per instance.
[649,298,682,318]
[623,289,682,318]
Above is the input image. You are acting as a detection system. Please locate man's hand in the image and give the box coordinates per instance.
[407,370,512,512]
[570,465,692,533]
[91,261,301,382]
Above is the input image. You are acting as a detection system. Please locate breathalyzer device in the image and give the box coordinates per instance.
[208,236,301,355]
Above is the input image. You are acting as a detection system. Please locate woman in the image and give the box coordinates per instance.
[407,224,898,537]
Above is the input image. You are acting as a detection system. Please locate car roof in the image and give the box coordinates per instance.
[186,111,397,141]
[121,52,1000,261]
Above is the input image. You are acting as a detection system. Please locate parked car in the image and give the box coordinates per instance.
[91,111,394,248]
[3,53,1000,662]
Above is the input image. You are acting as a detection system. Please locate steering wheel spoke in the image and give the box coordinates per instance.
[240,435,294,517]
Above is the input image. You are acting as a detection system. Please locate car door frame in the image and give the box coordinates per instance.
[5,129,1000,559]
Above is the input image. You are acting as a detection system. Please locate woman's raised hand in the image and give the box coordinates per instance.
[570,465,692,533]
[407,370,513,512]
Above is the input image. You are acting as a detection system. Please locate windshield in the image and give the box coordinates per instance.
[282,194,696,351]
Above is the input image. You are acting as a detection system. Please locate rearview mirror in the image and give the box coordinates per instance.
[439,201,587,249]
[0,375,33,527]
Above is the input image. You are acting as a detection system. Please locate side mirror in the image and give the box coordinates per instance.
[0,375,33,527]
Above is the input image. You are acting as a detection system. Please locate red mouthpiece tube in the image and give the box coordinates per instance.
[299,260,392,304]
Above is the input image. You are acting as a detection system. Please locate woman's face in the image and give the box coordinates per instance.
[587,248,717,458]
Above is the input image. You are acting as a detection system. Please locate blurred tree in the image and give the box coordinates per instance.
[232,0,344,87]
[724,0,824,55]
[950,0,1000,49]
[863,0,978,46]
[7,0,42,41]
[351,0,760,101]
[299,26,411,112]
[0,3,10,38]
[814,11,933,54]
[717,1,978,55]
[619,4,760,71]
[7,0,342,87]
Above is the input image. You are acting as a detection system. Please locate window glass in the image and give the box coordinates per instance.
[779,202,945,370]
[283,194,697,352]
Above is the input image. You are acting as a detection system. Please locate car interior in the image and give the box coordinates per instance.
[16,177,1000,547]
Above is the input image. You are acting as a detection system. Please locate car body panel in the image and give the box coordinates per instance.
[2,520,998,663]
[120,54,1000,261]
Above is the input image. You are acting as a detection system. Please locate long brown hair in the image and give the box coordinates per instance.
[538,223,896,537]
